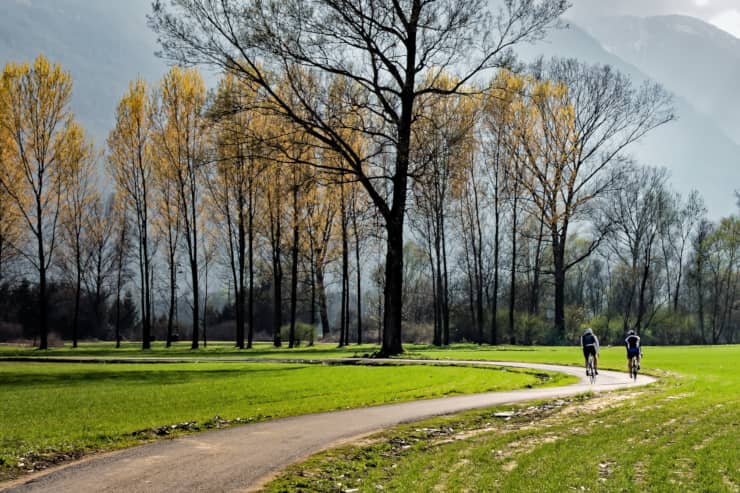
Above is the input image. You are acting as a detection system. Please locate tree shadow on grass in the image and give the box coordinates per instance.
[0,364,308,388]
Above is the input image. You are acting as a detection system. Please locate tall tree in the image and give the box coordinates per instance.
[110,195,131,348]
[0,55,76,349]
[511,61,673,339]
[410,73,474,346]
[107,79,155,349]
[602,165,671,334]
[151,66,208,349]
[208,74,265,349]
[150,0,568,356]
[151,135,182,348]
[84,194,118,338]
[303,172,337,339]
[59,124,99,348]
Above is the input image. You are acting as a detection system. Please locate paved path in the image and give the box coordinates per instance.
[1,360,655,493]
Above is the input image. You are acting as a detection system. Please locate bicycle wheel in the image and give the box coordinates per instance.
[588,355,596,384]
[630,357,638,381]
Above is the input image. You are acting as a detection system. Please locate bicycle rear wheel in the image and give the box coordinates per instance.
[587,355,596,384]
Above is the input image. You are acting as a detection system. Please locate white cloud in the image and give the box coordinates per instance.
[709,9,740,38]
[695,0,710,6]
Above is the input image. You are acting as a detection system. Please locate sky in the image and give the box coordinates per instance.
[568,0,740,38]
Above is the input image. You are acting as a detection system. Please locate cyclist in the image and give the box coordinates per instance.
[580,328,599,375]
[625,329,642,372]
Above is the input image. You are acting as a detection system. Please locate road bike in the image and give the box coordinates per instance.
[629,354,640,381]
[586,353,596,384]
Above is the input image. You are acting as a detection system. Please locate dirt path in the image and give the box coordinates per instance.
[1,360,655,493]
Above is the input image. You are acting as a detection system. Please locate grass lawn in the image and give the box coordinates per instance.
[264,345,740,493]
[0,358,569,482]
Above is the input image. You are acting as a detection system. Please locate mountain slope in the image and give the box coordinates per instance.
[516,21,740,218]
[584,14,740,146]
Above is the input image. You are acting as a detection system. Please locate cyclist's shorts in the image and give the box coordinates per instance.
[626,347,640,359]
[583,345,597,359]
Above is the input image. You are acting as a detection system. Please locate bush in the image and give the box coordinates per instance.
[280,322,316,346]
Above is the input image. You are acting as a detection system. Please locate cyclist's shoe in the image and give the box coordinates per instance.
[637,364,640,370]
[595,371,599,375]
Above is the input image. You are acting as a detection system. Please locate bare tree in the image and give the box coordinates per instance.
[514,60,674,339]
[601,165,671,334]
[149,0,568,355]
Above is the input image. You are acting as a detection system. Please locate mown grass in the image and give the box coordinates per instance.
[264,345,740,493]
[0,359,568,482]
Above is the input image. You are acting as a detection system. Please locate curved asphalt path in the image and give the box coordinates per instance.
[1,359,655,493]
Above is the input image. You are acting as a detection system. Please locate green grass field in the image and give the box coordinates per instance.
[264,345,740,493]
[2,343,737,491]
[0,356,569,482]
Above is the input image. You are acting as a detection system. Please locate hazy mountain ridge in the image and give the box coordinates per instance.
[517,19,740,218]
[583,14,740,146]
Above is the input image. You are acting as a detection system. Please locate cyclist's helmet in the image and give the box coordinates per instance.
[584,328,593,335]
[627,330,636,336]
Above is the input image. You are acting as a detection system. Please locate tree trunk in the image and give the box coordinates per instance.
[529,214,545,315]
[441,216,450,346]
[272,245,282,347]
[431,216,442,346]
[635,257,651,332]
[552,234,567,340]
[353,200,362,345]
[190,254,199,349]
[309,246,316,346]
[492,195,500,345]
[236,190,246,350]
[316,263,330,337]
[289,183,299,349]
[167,244,176,348]
[509,192,518,344]
[72,262,81,348]
[247,201,255,349]
[381,216,404,356]
[339,187,349,347]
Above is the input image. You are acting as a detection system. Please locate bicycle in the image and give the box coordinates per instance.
[629,354,639,381]
[586,353,597,384]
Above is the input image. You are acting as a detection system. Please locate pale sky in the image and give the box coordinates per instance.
[568,0,740,38]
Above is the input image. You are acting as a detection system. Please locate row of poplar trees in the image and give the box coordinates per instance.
[2,1,736,352]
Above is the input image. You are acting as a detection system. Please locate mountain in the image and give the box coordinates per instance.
[516,19,740,218]
[0,0,168,144]
[583,15,740,146]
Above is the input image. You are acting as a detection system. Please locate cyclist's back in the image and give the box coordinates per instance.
[625,330,641,370]
[581,328,599,374]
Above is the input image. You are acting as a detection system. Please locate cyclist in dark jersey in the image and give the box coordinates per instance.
[580,328,599,375]
[625,330,641,372]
